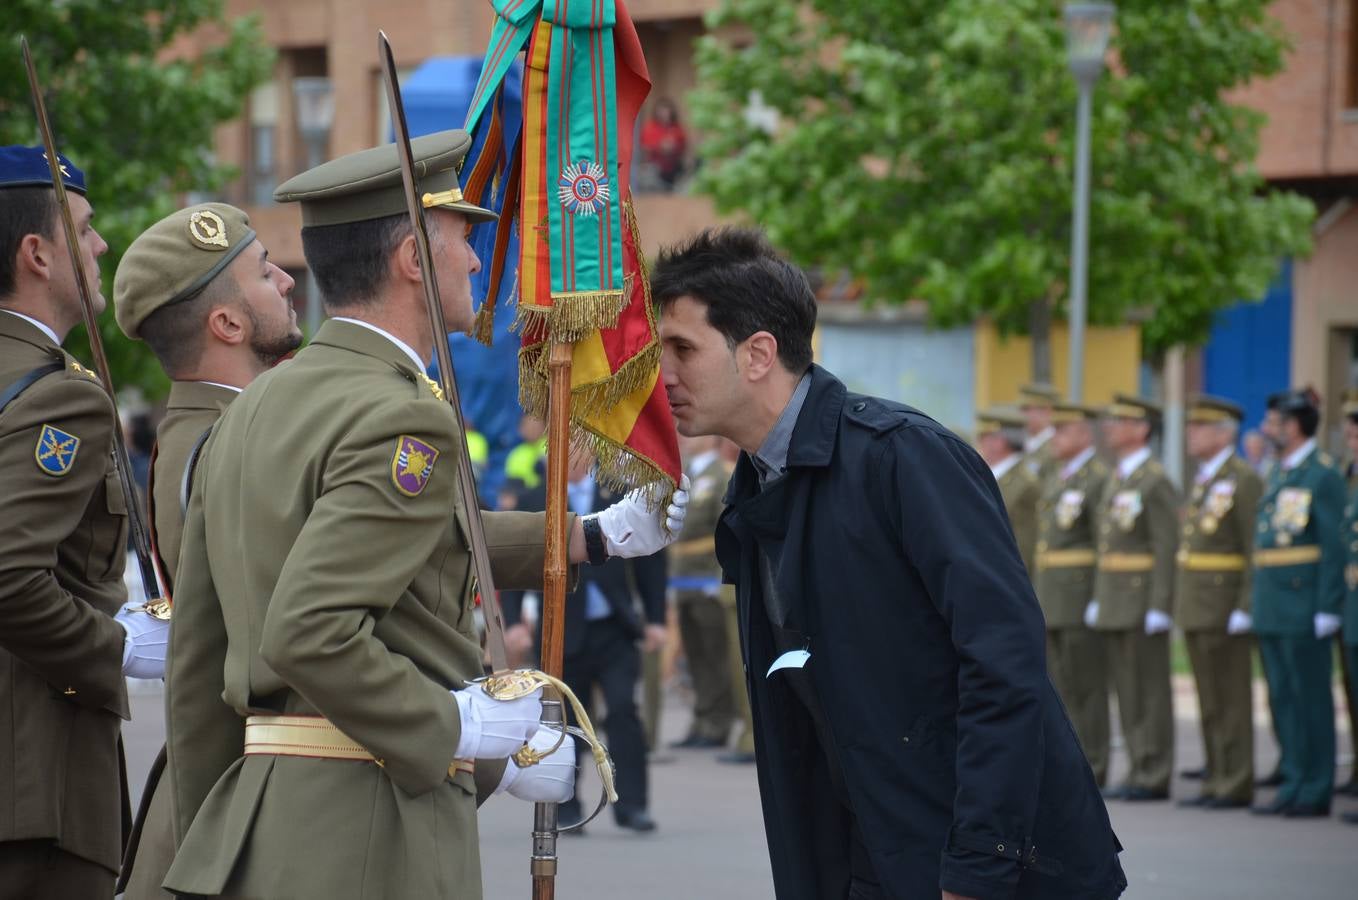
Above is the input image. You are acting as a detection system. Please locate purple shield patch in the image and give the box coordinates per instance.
[391,434,440,497]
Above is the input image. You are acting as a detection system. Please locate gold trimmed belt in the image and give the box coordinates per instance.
[244,714,475,778]
[1254,546,1322,568]
[1177,552,1246,572]
[1098,552,1155,573]
[1036,549,1097,570]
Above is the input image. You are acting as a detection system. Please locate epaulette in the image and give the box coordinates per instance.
[1318,451,1334,468]
[66,358,100,382]
[843,393,930,436]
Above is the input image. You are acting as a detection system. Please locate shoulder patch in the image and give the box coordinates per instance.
[391,434,440,497]
[35,423,80,476]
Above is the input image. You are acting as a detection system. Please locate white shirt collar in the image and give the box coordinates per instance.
[687,449,720,477]
[198,380,244,394]
[1282,438,1316,471]
[1060,446,1096,481]
[1117,446,1152,480]
[1196,446,1234,483]
[990,454,1022,481]
[332,317,426,371]
[1,309,61,346]
[1024,426,1054,455]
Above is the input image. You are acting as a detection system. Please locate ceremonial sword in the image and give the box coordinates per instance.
[21,37,169,621]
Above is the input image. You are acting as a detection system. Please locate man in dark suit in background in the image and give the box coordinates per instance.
[503,449,667,832]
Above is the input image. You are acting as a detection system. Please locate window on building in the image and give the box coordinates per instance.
[248,82,278,206]
[1349,1,1358,108]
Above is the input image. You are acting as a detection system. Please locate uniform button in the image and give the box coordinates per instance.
[853,401,867,412]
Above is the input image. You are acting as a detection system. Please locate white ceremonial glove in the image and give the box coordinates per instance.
[451,683,543,759]
[590,475,690,559]
[1144,609,1173,636]
[495,727,577,803]
[115,603,169,679]
[1083,600,1100,628]
[1226,609,1253,636]
[1314,612,1343,640]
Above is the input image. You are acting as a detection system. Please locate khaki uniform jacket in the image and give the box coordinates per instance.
[0,312,129,872]
[150,381,237,593]
[1034,453,1108,628]
[1175,454,1262,631]
[1092,455,1180,631]
[669,453,732,589]
[164,320,560,899]
[995,457,1041,578]
[1023,433,1058,484]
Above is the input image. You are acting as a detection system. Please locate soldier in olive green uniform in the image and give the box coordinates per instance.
[0,146,173,899]
[670,434,737,748]
[1019,382,1060,484]
[1339,397,1358,822]
[1033,402,1110,784]
[1249,389,1346,818]
[1092,395,1178,801]
[1175,396,1262,809]
[162,131,687,899]
[110,203,302,899]
[975,408,1041,578]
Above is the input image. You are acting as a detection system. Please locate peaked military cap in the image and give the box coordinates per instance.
[273,130,496,227]
[1270,387,1319,415]
[0,145,86,194]
[1187,394,1243,424]
[1018,382,1061,408]
[1049,402,1100,424]
[113,204,257,338]
[1105,393,1161,421]
[976,407,1025,434]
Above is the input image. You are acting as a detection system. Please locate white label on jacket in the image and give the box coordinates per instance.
[767,649,811,677]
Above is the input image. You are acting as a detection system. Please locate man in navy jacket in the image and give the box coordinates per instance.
[653,228,1126,900]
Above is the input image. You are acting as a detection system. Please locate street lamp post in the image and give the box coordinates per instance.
[1063,3,1114,403]
[292,76,334,337]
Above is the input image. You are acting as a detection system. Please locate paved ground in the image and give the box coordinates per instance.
[124,675,1358,899]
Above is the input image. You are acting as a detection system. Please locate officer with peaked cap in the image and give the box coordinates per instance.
[0,146,163,897]
[1092,394,1179,802]
[162,130,687,899]
[1250,389,1346,818]
[1019,382,1061,482]
[1175,395,1262,809]
[975,407,1041,577]
[111,203,301,899]
[1033,401,1111,784]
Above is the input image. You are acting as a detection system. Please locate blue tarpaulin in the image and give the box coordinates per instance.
[392,56,525,506]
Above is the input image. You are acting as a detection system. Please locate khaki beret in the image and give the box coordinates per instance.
[1105,393,1161,421]
[1018,383,1060,408]
[1049,402,1100,424]
[113,203,256,339]
[976,407,1025,434]
[273,129,496,228]
[1187,394,1243,424]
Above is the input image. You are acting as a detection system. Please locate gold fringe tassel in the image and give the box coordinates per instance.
[510,288,627,344]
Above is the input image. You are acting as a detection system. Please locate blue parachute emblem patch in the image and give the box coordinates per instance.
[34,424,80,476]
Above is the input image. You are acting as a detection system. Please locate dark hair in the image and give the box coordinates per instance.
[651,227,816,373]
[0,187,57,298]
[301,212,414,310]
[138,273,238,378]
[1284,405,1320,437]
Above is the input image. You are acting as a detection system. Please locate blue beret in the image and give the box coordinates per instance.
[0,145,86,195]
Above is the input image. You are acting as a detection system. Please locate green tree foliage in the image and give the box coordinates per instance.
[691,0,1314,367]
[1,0,272,399]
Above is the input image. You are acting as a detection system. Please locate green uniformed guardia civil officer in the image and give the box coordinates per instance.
[161,130,689,899]
[974,407,1041,578]
[1033,402,1111,785]
[0,146,170,899]
[1018,382,1060,483]
[110,203,302,899]
[1175,395,1263,810]
[1339,393,1358,824]
[669,432,738,749]
[1250,388,1346,819]
[1091,395,1179,802]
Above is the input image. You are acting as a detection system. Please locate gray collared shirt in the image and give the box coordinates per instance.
[751,373,812,486]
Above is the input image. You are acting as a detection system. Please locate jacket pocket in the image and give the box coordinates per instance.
[86,468,129,582]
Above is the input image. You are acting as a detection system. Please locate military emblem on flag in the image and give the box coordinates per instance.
[34,423,79,476]
[391,435,440,497]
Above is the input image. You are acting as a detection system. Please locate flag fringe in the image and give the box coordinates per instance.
[511,288,627,344]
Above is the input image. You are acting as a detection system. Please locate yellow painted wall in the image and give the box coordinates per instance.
[975,320,1142,410]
